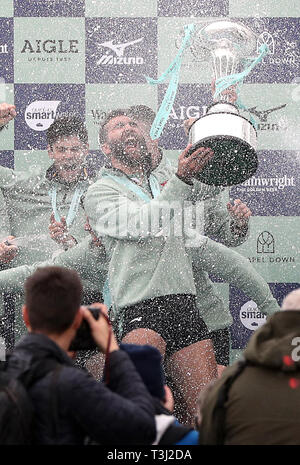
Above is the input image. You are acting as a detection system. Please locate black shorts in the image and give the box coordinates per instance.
[115,294,210,357]
[209,328,230,366]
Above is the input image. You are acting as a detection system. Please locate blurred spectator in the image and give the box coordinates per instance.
[5,266,155,445]
[194,379,217,430]
[198,299,300,445]
[119,343,199,445]
[129,104,266,379]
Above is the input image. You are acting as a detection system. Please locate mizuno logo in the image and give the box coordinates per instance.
[97,55,143,65]
[129,317,143,324]
[98,38,144,57]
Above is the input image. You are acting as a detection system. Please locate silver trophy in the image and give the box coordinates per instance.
[187,20,258,186]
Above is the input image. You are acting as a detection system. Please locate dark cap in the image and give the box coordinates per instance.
[120,343,166,400]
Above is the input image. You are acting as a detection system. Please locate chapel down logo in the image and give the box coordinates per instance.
[257,31,275,55]
[248,231,295,264]
[97,37,144,65]
[257,231,275,254]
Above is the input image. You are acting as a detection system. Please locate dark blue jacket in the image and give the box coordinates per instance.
[6,333,156,445]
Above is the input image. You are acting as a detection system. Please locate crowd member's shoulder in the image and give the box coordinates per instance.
[47,363,99,398]
[199,359,248,445]
[0,163,45,191]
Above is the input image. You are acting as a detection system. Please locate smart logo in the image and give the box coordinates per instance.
[291,337,300,362]
[257,31,275,55]
[239,300,267,331]
[25,101,61,131]
[97,37,144,65]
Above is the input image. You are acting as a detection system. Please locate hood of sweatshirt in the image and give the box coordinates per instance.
[244,310,300,372]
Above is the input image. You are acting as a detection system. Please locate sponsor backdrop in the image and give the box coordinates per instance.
[0,0,299,353]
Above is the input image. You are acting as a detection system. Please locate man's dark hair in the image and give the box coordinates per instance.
[24,266,83,334]
[98,109,130,145]
[47,116,88,148]
[128,105,156,126]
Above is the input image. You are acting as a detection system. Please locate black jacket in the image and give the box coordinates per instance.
[6,333,156,445]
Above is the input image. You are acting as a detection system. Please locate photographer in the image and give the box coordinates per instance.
[6,266,156,445]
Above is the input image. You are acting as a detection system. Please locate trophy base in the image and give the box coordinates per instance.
[190,135,258,186]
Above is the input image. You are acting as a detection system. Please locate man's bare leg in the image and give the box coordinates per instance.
[122,328,217,425]
[121,328,167,357]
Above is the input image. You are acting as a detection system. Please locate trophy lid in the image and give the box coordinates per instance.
[196,20,257,58]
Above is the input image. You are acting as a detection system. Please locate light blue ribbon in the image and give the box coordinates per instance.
[49,184,86,228]
[105,173,161,201]
[214,43,270,128]
[145,23,196,140]
[214,44,269,97]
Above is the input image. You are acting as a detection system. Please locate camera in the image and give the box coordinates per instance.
[69,306,101,351]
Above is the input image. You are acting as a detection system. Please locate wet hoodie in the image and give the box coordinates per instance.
[0,164,93,266]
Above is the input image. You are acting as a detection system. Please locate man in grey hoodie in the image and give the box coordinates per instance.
[128,104,252,376]
[84,109,280,423]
